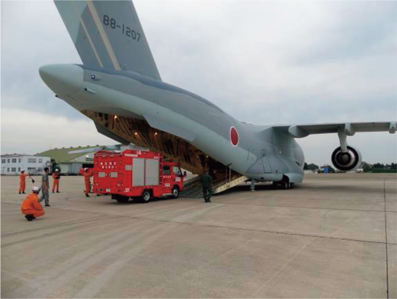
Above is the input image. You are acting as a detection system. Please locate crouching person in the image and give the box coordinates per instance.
[21,187,45,221]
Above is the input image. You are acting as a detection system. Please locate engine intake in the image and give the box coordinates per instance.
[331,146,362,172]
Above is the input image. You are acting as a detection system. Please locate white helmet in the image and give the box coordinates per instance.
[84,168,88,171]
[55,169,59,172]
[32,186,40,193]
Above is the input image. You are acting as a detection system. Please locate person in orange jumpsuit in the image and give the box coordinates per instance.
[18,170,31,194]
[83,168,93,197]
[21,186,45,221]
[52,169,61,193]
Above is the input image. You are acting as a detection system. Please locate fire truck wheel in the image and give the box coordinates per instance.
[142,190,151,203]
[172,186,179,199]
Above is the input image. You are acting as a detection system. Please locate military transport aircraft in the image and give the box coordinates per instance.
[40,0,396,190]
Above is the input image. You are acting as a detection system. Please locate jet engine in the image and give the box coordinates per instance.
[331,146,362,172]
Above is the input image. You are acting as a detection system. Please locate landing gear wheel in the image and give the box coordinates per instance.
[172,187,180,199]
[282,177,290,190]
[142,190,151,203]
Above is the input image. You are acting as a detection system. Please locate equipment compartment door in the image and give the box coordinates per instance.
[132,158,144,186]
[261,149,272,173]
[145,159,159,186]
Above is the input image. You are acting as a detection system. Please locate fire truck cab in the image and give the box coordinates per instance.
[92,150,185,203]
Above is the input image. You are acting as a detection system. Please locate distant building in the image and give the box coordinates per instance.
[37,145,102,175]
[1,154,51,175]
[319,165,330,174]
[3,145,140,176]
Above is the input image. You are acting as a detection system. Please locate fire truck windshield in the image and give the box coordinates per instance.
[173,166,182,176]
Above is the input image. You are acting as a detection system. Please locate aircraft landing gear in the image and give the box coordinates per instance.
[273,176,294,190]
[282,177,289,190]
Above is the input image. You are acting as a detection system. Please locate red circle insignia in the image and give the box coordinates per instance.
[230,126,239,147]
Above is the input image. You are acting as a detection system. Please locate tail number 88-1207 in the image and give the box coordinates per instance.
[103,15,141,42]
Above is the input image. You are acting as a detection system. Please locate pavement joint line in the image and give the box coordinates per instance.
[16,195,396,215]
[384,178,389,299]
[172,221,390,246]
[4,198,397,215]
[133,233,258,298]
[3,200,393,246]
[3,202,391,247]
[206,201,391,214]
[1,216,104,237]
[2,220,106,248]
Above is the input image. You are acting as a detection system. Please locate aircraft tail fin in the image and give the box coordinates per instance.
[54,0,161,80]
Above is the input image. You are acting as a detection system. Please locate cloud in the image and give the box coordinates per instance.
[1,0,83,119]
[137,1,396,125]
[1,108,114,155]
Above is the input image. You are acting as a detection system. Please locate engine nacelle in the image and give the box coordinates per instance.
[331,146,362,172]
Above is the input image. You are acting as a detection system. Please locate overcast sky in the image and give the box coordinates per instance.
[1,0,396,165]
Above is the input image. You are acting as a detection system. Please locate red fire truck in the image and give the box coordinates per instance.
[92,149,185,203]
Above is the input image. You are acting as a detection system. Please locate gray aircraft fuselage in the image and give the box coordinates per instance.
[40,64,305,183]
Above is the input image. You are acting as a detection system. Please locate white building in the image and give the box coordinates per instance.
[1,154,51,175]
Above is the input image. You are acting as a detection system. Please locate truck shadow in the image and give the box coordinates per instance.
[107,197,177,205]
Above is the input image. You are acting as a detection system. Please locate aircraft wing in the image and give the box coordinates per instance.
[273,121,396,138]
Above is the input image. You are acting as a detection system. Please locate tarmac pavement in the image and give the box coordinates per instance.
[1,173,396,298]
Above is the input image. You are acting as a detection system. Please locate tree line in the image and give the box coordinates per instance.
[362,162,397,173]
